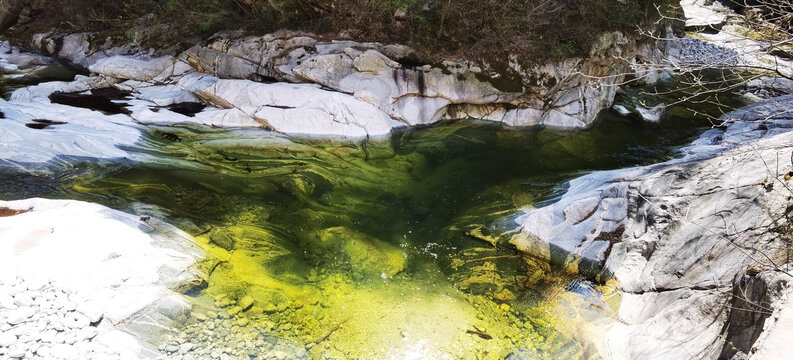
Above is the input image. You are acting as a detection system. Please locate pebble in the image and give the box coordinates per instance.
[50,343,79,359]
[0,276,133,360]
[0,294,17,309]
[0,332,17,346]
[679,36,739,66]
[13,296,33,308]
[6,307,34,325]
[8,346,26,358]
[76,301,104,323]
[238,296,255,311]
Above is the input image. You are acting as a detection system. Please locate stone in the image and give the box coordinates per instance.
[634,103,665,122]
[12,292,34,307]
[197,79,394,139]
[50,344,79,360]
[238,296,254,311]
[681,0,729,31]
[75,301,103,323]
[0,332,17,347]
[89,56,189,82]
[612,104,631,116]
[66,313,91,329]
[8,345,26,358]
[312,226,406,277]
[6,308,34,325]
[0,294,17,309]
[179,342,194,354]
[180,27,675,131]
[75,327,98,342]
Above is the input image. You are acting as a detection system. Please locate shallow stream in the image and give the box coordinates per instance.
[0,67,750,359]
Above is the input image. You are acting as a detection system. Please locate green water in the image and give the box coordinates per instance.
[1,106,725,359]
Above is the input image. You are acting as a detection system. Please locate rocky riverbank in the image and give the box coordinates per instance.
[512,95,793,359]
[0,199,204,360]
[0,13,682,140]
[2,2,793,360]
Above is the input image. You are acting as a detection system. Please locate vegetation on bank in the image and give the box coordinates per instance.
[6,0,675,63]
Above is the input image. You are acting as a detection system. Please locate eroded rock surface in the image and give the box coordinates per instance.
[8,23,683,139]
[511,95,793,359]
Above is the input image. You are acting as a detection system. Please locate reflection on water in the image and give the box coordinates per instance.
[2,112,713,359]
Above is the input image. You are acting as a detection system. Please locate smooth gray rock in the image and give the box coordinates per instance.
[511,95,793,359]
[681,0,730,30]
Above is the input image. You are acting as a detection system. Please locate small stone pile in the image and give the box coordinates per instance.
[678,36,740,67]
[157,295,308,360]
[0,276,119,360]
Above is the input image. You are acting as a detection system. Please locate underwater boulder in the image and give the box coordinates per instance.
[312,226,406,278]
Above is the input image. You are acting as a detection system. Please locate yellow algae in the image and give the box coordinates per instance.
[311,226,406,277]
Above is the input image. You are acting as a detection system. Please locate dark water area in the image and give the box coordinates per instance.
[1,63,78,98]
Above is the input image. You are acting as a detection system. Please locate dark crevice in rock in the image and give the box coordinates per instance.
[595,224,625,243]
[264,104,296,110]
[624,284,730,295]
[25,119,67,129]
[718,273,788,360]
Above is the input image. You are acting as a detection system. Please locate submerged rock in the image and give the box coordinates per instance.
[311,226,406,277]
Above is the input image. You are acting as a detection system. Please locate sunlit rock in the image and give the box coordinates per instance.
[0,198,204,359]
[196,79,394,139]
[511,95,793,359]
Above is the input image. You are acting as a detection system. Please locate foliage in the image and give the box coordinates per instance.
[8,0,673,63]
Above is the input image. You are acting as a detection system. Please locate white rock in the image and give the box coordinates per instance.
[681,0,728,30]
[1,62,19,72]
[76,301,104,324]
[35,345,52,358]
[199,79,394,139]
[8,345,27,358]
[612,104,631,116]
[75,327,98,342]
[0,198,203,359]
[0,294,17,309]
[6,308,34,325]
[50,344,79,360]
[89,56,185,82]
[0,98,144,165]
[634,103,665,122]
[512,96,793,359]
[0,332,17,347]
[64,313,91,329]
[13,293,35,307]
